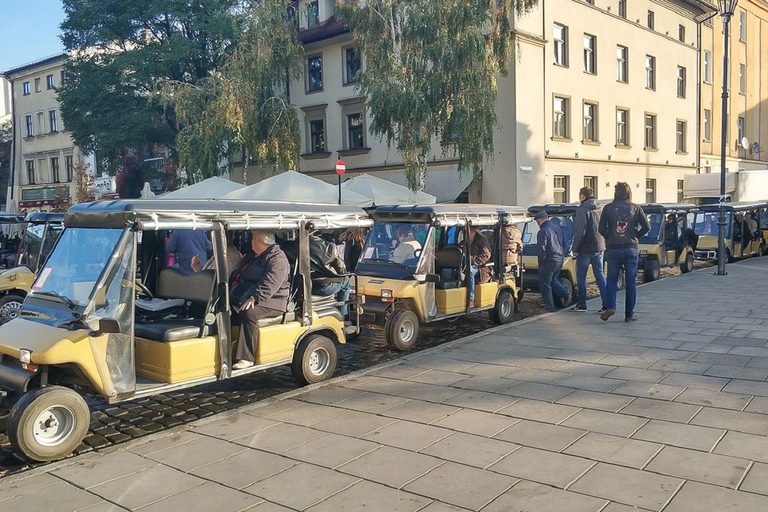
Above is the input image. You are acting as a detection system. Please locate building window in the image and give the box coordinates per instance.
[26,160,35,185]
[65,156,74,182]
[553,96,569,138]
[703,51,712,83]
[309,119,325,153]
[647,10,655,30]
[306,55,323,92]
[51,157,60,183]
[737,116,745,143]
[346,113,365,149]
[46,74,55,89]
[583,102,598,142]
[34,78,41,93]
[60,70,68,84]
[584,176,598,198]
[554,175,569,203]
[703,109,711,141]
[618,0,626,18]
[616,108,629,146]
[49,110,58,132]
[677,180,685,203]
[677,66,686,98]
[644,113,656,149]
[739,64,746,94]
[25,115,34,137]
[616,45,628,83]
[554,24,568,67]
[586,0,594,4]
[22,81,31,95]
[307,0,319,28]
[679,25,686,43]
[646,178,656,203]
[676,120,687,153]
[645,55,655,90]
[583,34,596,74]
[343,47,361,85]
[739,10,746,41]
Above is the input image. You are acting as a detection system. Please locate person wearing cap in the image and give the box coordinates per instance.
[534,210,571,312]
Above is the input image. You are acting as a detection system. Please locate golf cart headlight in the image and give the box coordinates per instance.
[19,349,31,364]
[381,289,392,299]
[640,250,648,255]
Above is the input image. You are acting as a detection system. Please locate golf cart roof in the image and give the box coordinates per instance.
[25,212,65,224]
[639,203,697,214]
[371,204,530,226]
[697,201,768,213]
[0,212,26,224]
[65,199,372,231]
[527,204,580,216]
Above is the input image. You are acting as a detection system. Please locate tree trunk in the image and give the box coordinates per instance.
[242,148,249,185]
[417,153,427,192]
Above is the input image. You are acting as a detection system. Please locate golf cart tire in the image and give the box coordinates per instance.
[681,252,694,273]
[0,294,25,325]
[291,334,337,385]
[644,259,660,282]
[556,278,573,308]
[385,309,419,352]
[489,290,515,325]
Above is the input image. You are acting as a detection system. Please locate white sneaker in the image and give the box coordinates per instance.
[233,360,254,370]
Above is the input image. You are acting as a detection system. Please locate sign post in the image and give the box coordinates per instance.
[335,159,346,205]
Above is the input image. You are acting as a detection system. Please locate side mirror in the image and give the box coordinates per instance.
[416,273,441,283]
[96,318,121,335]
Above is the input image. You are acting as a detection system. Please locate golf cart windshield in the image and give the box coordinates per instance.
[17,223,63,271]
[359,221,429,273]
[640,213,663,244]
[694,212,730,238]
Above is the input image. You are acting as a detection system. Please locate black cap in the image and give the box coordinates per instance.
[533,211,548,220]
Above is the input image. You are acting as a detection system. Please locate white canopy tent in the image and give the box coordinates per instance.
[160,177,244,199]
[221,171,373,207]
[342,173,436,206]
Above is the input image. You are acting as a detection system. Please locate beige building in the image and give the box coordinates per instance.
[2,54,94,212]
[282,0,713,206]
[0,77,11,125]
[700,0,768,174]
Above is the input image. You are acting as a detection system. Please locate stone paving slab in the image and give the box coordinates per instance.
[5,258,768,511]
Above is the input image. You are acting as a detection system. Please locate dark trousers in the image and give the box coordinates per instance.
[539,257,568,312]
[605,247,639,319]
[235,305,283,362]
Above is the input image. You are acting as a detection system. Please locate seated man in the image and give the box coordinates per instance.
[390,226,422,264]
[664,214,681,250]
[469,226,492,305]
[309,231,351,317]
[502,224,523,267]
[229,230,290,370]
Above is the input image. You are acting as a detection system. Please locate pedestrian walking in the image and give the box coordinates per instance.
[534,211,571,312]
[571,186,607,313]
[598,182,650,322]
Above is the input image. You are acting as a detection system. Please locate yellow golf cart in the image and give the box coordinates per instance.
[0,213,64,324]
[637,203,697,282]
[356,204,529,351]
[0,199,370,462]
[521,204,624,307]
[693,202,767,262]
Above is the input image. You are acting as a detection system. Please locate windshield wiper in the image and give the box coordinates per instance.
[33,291,79,310]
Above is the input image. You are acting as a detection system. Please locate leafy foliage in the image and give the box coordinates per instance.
[337,0,536,190]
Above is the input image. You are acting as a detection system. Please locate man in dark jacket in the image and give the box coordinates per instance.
[535,211,571,312]
[598,182,651,322]
[230,230,291,369]
[571,187,607,312]
[309,232,351,316]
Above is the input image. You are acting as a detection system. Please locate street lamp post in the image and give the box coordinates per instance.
[716,0,738,276]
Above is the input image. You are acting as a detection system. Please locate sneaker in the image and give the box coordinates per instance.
[600,308,615,321]
[597,307,607,314]
[570,305,588,312]
[625,315,638,322]
[233,360,254,370]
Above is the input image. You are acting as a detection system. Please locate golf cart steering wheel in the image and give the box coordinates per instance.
[135,281,154,301]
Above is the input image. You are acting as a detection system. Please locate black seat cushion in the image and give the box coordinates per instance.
[135,319,217,343]
[257,311,296,327]
[435,280,461,290]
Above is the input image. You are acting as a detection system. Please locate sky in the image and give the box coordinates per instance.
[0,0,66,72]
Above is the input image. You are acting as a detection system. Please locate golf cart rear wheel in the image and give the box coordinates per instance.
[489,290,515,324]
[680,252,694,273]
[644,259,660,282]
[556,278,573,308]
[291,334,337,385]
[385,309,419,351]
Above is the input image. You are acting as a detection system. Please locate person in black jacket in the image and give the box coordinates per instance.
[230,230,290,369]
[309,232,351,316]
[598,182,651,322]
[535,211,571,312]
[571,187,607,313]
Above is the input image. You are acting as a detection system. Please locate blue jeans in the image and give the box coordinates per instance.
[312,276,351,316]
[539,257,568,312]
[576,252,607,309]
[605,247,639,319]
[468,265,479,301]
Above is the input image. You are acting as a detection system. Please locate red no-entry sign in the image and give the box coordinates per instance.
[335,159,346,175]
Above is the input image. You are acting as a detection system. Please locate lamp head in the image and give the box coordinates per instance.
[718,0,738,16]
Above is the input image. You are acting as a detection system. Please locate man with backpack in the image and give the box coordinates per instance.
[571,187,607,313]
[534,210,571,312]
[598,182,650,322]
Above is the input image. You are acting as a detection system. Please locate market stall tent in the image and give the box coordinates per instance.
[160,177,244,199]
[342,173,436,205]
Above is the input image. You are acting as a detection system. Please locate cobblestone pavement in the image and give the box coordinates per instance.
[0,261,711,477]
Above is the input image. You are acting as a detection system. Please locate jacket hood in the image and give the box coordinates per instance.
[581,198,599,210]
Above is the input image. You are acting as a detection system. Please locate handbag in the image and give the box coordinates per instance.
[229,280,257,311]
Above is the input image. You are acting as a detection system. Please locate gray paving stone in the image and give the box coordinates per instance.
[145,433,246,471]
[619,398,701,423]
[306,480,431,512]
[406,369,471,386]
[489,446,595,488]
[442,389,521,413]
[193,414,279,440]
[497,398,580,424]
[139,481,261,512]
[552,361,616,376]
[714,431,768,464]
[598,355,659,369]
[370,363,431,380]
[281,432,379,468]
[404,462,517,511]
[744,396,768,415]
[603,367,669,383]
[90,464,204,509]
[504,368,570,384]
[664,481,768,512]
[380,399,461,424]
[337,391,411,413]
[690,352,752,367]
[0,481,103,512]
[263,401,344,426]
[564,432,662,469]
[232,422,326,453]
[631,419,725,452]
[52,450,156,488]
[244,463,359,510]
[421,432,519,468]
[78,502,129,512]
[482,480,607,512]
[557,389,634,413]
[645,446,749,488]
[310,409,397,437]
[611,381,686,401]
[247,502,294,512]
[416,501,468,512]
[501,381,575,401]
[342,375,421,396]
[397,383,468,403]
[705,364,768,381]
[640,348,697,361]
[432,408,519,437]
[0,473,60,501]
[493,419,586,452]
[561,409,648,437]
[690,407,768,436]
[601,503,652,512]
[554,374,625,392]
[673,388,752,411]
[740,462,768,496]
[127,430,199,456]
[337,446,442,488]
[569,463,683,510]
[723,379,768,397]
[550,349,610,364]
[245,398,304,417]
[660,372,729,391]
[362,420,453,451]
[451,375,518,393]
[411,356,479,373]
[192,449,297,490]
[648,359,712,374]
[297,385,366,405]
[746,356,768,369]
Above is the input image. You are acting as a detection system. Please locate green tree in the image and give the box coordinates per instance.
[58,0,246,175]
[165,0,303,184]
[337,0,536,190]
